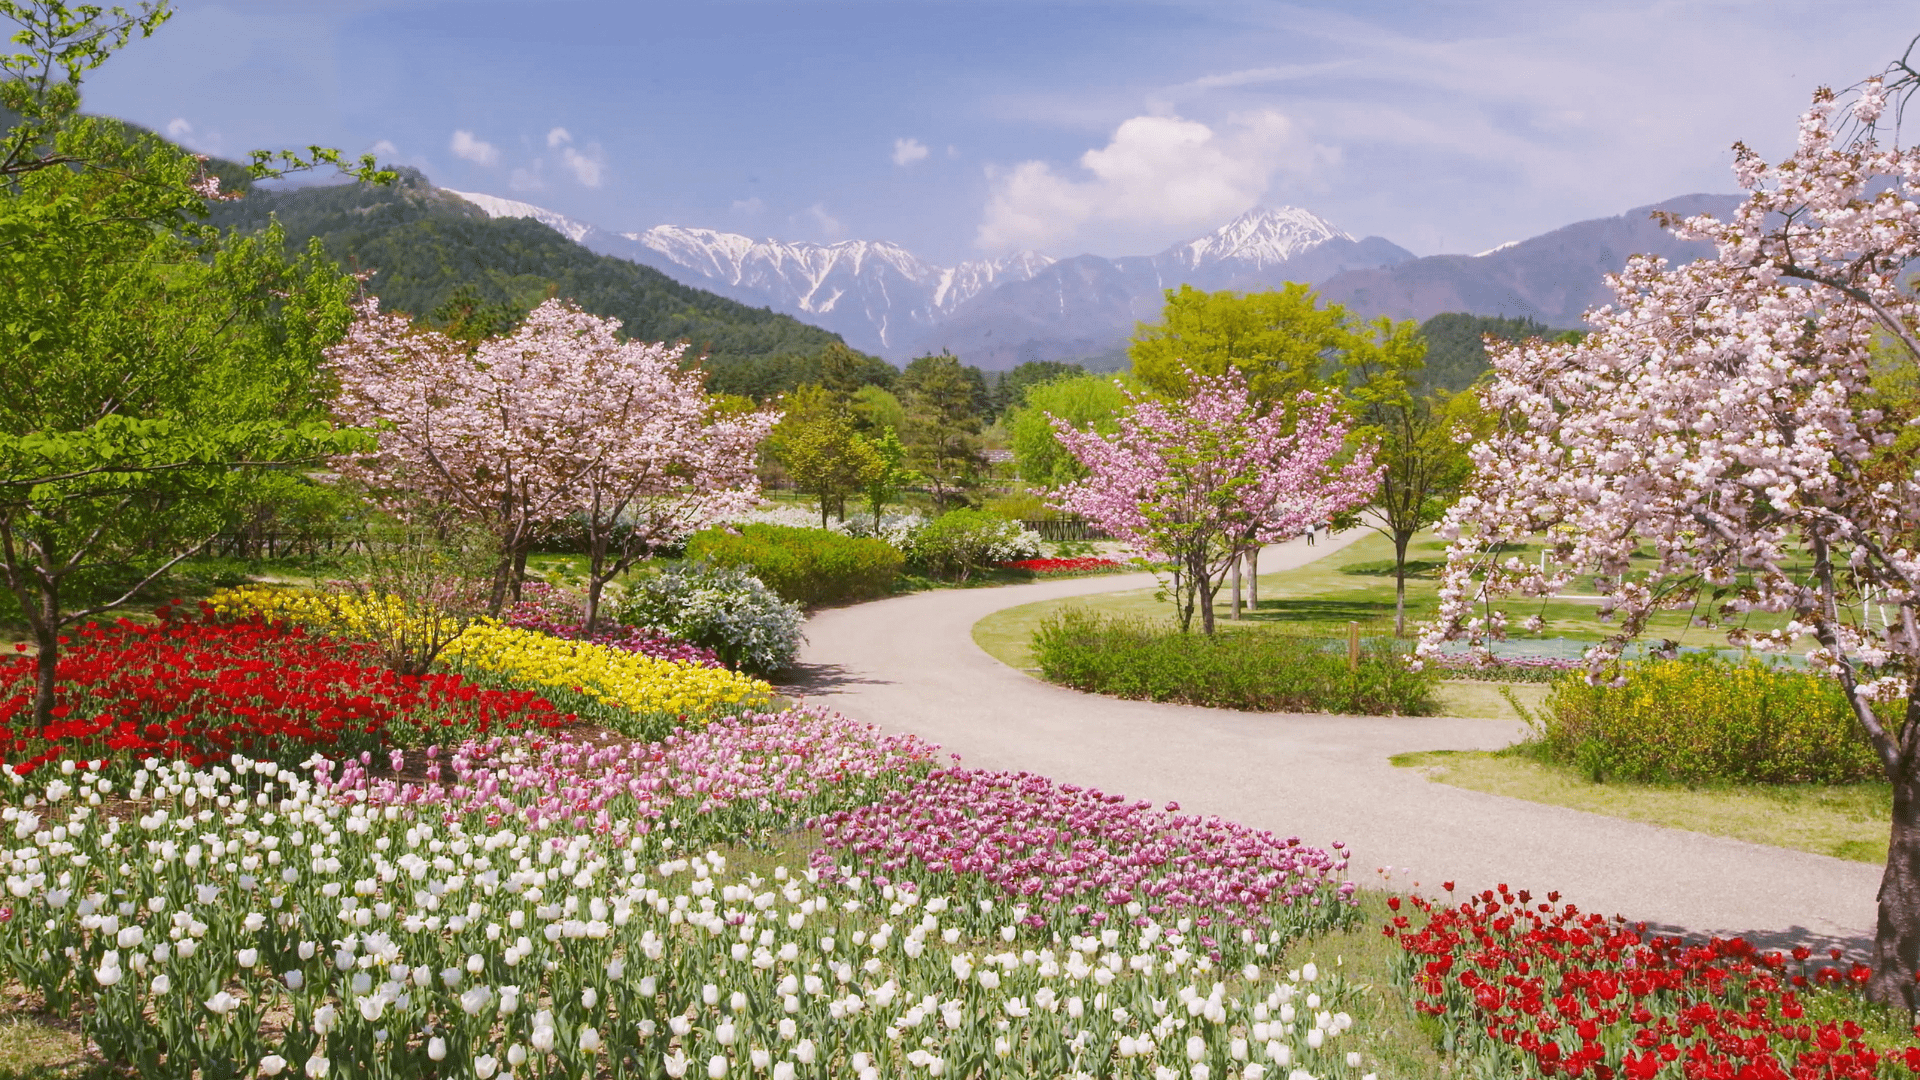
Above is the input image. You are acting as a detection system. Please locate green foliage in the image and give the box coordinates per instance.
[1006,372,1135,487]
[206,170,843,369]
[1415,313,1570,394]
[899,353,987,509]
[1536,655,1884,784]
[910,509,1031,582]
[987,360,1085,419]
[1031,608,1437,715]
[1130,283,1351,403]
[849,385,906,435]
[858,427,916,527]
[770,385,884,525]
[684,523,904,606]
[615,562,804,674]
[704,344,897,403]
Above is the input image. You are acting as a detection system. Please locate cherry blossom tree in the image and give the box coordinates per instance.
[327,298,775,622]
[1416,73,1920,1003]
[1049,369,1377,634]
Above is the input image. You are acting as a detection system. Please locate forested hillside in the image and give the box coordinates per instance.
[206,168,846,366]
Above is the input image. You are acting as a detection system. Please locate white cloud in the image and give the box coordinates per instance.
[801,203,844,241]
[891,137,929,167]
[509,162,545,191]
[976,110,1332,254]
[449,129,499,166]
[547,127,572,148]
[369,139,399,157]
[731,196,765,215]
[560,144,604,187]
[165,117,192,140]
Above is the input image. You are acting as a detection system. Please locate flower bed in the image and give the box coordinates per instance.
[503,584,722,667]
[1386,883,1916,1079]
[811,768,1357,966]
[209,587,772,739]
[0,606,566,775]
[1004,557,1129,576]
[0,710,1383,1080]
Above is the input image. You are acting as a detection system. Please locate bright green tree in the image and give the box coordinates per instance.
[1006,373,1136,487]
[1333,317,1485,636]
[850,384,906,436]
[859,427,918,528]
[0,0,385,733]
[771,385,883,525]
[1131,283,1352,403]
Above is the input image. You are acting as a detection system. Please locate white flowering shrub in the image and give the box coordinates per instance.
[619,564,805,675]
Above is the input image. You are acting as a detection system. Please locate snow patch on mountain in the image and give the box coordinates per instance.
[445,190,598,244]
[1160,206,1353,271]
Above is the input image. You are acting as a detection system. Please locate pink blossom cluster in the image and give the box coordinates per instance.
[809,768,1356,950]
[502,583,722,667]
[318,706,940,848]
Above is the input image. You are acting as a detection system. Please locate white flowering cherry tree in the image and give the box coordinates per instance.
[1416,74,1920,1003]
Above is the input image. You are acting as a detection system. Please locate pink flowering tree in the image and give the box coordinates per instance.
[1050,369,1377,634]
[1415,72,1920,1002]
[327,298,776,622]
[532,306,777,631]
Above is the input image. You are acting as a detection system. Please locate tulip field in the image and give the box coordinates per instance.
[0,705,1380,1080]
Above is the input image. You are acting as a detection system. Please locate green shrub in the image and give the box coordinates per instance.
[910,509,1042,581]
[1031,607,1437,715]
[1537,654,1883,784]
[685,523,904,605]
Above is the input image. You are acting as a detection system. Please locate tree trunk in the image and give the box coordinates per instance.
[584,529,610,633]
[1248,548,1258,610]
[1394,530,1412,638]
[1871,720,1920,1009]
[1195,551,1218,635]
[30,575,59,736]
[1231,555,1242,621]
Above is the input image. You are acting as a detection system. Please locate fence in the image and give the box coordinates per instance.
[1019,518,1113,543]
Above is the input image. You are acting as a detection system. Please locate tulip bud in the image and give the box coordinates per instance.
[426,1038,446,1062]
[259,1055,287,1077]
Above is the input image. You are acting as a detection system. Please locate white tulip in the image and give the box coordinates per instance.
[258,1055,287,1076]
[1346,1052,1363,1068]
[773,1064,795,1080]
[303,1055,329,1079]
[708,1054,728,1079]
[750,1049,770,1070]
[426,1038,446,1062]
[507,1045,528,1067]
[716,1020,736,1046]
[149,974,170,995]
[205,991,241,1016]
[581,987,598,1009]
[1192,1067,1210,1080]
[1301,962,1317,982]
[580,1027,602,1053]
[794,1039,816,1065]
[473,1055,496,1080]
[237,949,258,969]
[665,1051,690,1079]
[1306,1028,1324,1049]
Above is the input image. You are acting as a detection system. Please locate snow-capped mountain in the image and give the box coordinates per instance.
[444,191,1410,365]
[622,226,1055,353]
[444,190,599,245]
[1160,205,1355,273]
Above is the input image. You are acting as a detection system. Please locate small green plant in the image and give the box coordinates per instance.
[1031,607,1437,715]
[1537,654,1883,784]
[685,523,904,605]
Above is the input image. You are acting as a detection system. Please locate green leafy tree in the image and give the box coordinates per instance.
[850,384,906,435]
[899,354,987,510]
[771,385,883,525]
[1334,318,1485,636]
[1007,373,1135,486]
[859,427,917,527]
[989,360,1084,420]
[1131,283,1352,403]
[0,1,381,734]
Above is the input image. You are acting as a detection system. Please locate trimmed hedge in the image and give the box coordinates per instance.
[685,523,904,606]
[1537,654,1883,784]
[1031,607,1437,715]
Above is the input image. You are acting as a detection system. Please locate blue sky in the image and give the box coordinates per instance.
[80,0,1914,264]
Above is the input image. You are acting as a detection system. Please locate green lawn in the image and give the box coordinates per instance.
[1394,749,1892,863]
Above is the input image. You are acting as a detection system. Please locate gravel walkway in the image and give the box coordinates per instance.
[785,531,1880,953]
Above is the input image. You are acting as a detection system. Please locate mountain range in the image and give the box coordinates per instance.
[446,190,1745,370]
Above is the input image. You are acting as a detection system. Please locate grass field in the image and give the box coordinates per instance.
[1393,748,1892,862]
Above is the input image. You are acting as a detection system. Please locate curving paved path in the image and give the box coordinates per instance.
[784,532,1880,954]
